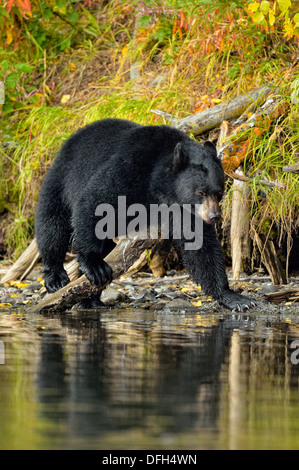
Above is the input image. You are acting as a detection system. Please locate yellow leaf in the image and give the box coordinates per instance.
[260,1,270,14]
[69,63,77,71]
[6,28,13,46]
[0,303,12,307]
[211,98,222,103]
[283,17,295,38]
[9,280,30,289]
[10,294,19,298]
[61,94,71,104]
[247,1,260,13]
[252,11,265,23]
[192,300,202,307]
[269,9,275,26]
[278,0,291,12]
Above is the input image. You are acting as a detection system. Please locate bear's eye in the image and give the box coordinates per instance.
[196,191,206,198]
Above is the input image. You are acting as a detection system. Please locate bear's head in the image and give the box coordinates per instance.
[172,140,224,225]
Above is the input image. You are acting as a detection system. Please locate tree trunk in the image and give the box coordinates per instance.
[230,173,251,280]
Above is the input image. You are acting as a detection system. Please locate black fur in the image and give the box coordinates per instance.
[35,118,256,311]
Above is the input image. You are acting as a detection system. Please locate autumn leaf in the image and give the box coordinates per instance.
[252,11,265,23]
[247,1,260,13]
[269,9,275,26]
[9,280,30,288]
[260,1,270,13]
[283,17,295,38]
[61,94,71,104]
[6,0,32,18]
[278,0,292,12]
[6,27,13,45]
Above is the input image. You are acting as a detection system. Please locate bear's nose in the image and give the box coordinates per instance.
[209,213,220,224]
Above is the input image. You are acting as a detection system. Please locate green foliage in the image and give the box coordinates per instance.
[0,0,298,257]
[0,0,101,55]
[0,50,34,111]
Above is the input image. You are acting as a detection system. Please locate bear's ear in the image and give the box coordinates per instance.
[204,141,218,158]
[173,142,188,173]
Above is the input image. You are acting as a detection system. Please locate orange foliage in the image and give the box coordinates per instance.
[220,100,289,173]
[6,0,32,18]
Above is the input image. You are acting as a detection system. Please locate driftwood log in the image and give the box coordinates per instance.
[33,238,156,313]
[0,239,39,284]
[265,288,299,304]
[151,83,274,135]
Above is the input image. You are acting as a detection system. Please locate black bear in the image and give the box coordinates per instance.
[35,118,256,311]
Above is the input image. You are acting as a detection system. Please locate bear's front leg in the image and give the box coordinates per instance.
[73,199,114,289]
[76,251,113,288]
[179,223,256,312]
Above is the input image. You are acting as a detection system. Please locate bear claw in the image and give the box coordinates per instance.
[78,255,113,288]
[44,269,70,293]
[220,290,256,312]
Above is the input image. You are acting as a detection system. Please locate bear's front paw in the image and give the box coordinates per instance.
[78,254,113,287]
[44,268,70,293]
[219,290,256,312]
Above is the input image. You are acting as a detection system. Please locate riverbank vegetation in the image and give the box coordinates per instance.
[0,0,298,279]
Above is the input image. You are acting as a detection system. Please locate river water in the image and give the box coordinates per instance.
[0,307,298,450]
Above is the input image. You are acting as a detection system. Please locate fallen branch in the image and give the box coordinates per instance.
[282,162,299,174]
[265,288,299,303]
[33,238,156,313]
[227,171,286,189]
[151,83,274,135]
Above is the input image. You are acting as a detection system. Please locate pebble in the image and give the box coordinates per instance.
[101,287,127,306]
[258,283,279,294]
[165,298,192,309]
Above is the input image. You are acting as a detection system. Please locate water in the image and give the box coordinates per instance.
[0,307,298,450]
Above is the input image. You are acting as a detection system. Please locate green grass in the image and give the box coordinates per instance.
[0,0,298,259]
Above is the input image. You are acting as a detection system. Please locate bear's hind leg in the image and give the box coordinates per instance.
[35,197,71,293]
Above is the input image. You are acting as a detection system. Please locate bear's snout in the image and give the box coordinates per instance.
[197,196,221,224]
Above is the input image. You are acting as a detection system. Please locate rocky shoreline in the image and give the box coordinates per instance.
[0,265,298,314]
